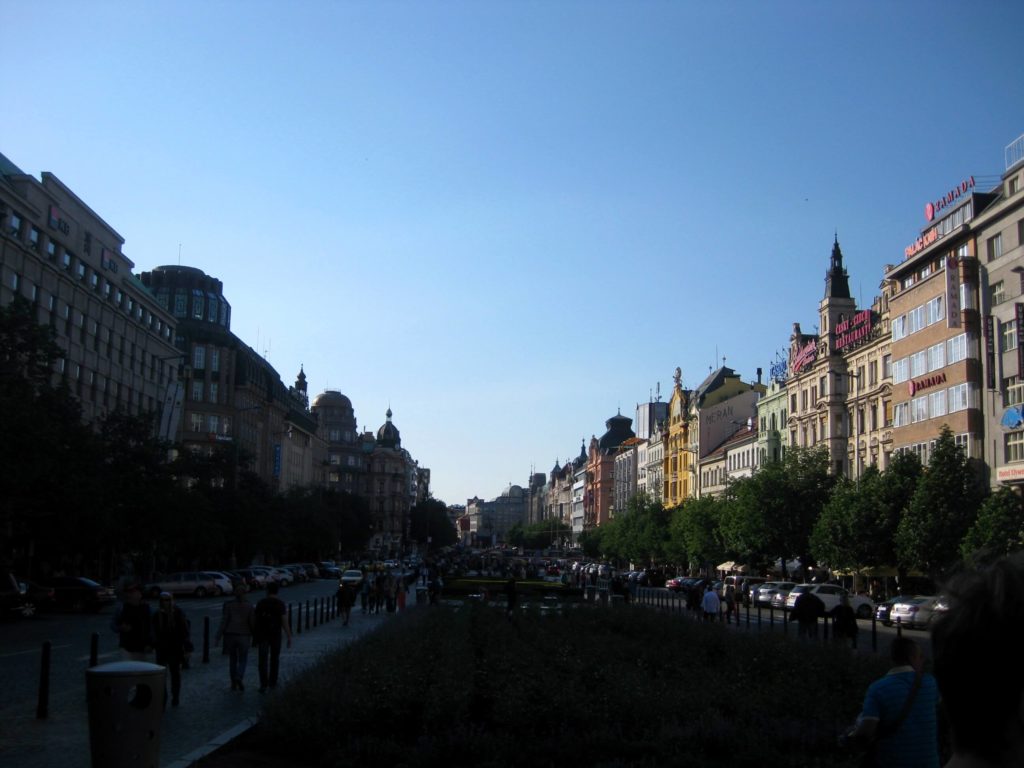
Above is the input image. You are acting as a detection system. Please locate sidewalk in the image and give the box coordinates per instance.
[2,596,416,768]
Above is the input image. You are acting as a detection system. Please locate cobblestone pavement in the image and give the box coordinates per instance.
[1,601,412,768]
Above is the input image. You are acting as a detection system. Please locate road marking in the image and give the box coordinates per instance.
[0,644,72,659]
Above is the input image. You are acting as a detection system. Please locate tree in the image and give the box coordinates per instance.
[896,426,984,582]
[961,486,1024,566]
[409,498,458,552]
[668,496,725,572]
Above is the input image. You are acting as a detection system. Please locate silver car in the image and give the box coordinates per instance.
[145,571,220,599]
[890,596,943,629]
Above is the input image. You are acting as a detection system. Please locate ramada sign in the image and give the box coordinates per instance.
[925,176,974,222]
[909,371,947,396]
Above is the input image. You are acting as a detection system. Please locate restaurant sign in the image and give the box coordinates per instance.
[790,340,818,375]
[834,310,874,352]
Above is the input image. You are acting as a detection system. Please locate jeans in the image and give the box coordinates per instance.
[257,637,282,689]
[224,634,251,683]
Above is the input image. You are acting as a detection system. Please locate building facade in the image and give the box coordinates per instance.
[1,153,180,427]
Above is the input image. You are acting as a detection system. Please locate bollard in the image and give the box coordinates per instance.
[203,617,211,663]
[871,614,878,653]
[745,601,750,628]
[312,598,318,628]
[305,600,311,630]
[295,602,302,635]
[288,603,293,632]
[90,632,99,668]
[896,618,903,638]
[823,615,830,642]
[37,640,51,719]
[783,610,789,635]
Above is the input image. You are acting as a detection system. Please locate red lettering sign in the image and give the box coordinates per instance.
[905,227,939,259]
[925,176,975,222]
[908,371,947,396]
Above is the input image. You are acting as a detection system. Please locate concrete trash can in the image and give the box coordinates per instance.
[86,661,165,768]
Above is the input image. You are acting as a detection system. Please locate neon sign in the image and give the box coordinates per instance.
[834,310,874,351]
[790,340,818,375]
[905,227,938,259]
[925,176,975,222]
[909,372,946,396]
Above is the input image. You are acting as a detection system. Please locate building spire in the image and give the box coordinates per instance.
[825,234,851,299]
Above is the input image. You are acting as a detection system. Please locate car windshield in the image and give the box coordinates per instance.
[790,585,810,594]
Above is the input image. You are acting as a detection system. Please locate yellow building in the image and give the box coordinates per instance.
[664,367,692,507]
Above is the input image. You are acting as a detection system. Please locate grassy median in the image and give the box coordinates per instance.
[225,601,888,767]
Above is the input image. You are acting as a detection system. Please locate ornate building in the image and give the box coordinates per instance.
[584,413,635,529]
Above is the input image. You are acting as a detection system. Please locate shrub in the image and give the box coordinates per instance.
[256,603,886,767]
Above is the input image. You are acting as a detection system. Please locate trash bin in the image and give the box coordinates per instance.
[416,586,428,605]
[86,661,165,768]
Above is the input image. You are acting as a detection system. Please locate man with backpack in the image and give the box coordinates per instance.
[253,582,292,693]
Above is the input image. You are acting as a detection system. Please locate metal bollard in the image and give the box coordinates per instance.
[203,617,211,663]
[37,641,51,719]
[312,598,318,628]
[871,614,878,653]
[288,603,293,632]
[305,600,311,630]
[745,601,750,628]
[295,602,302,635]
[896,618,903,638]
[90,632,99,667]
[823,615,830,641]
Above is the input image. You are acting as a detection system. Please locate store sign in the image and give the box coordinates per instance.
[770,359,788,383]
[834,310,874,351]
[947,257,961,329]
[997,465,1024,483]
[790,340,818,375]
[985,315,996,390]
[48,205,71,235]
[925,176,975,222]
[908,372,946,396]
[1017,304,1024,377]
[905,227,938,259]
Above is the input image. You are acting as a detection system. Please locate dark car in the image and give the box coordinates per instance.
[43,576,116,612]
[2,572,29,618]
[18,579,56,615]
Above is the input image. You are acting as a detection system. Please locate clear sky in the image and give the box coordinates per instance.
[5,1,1023,506]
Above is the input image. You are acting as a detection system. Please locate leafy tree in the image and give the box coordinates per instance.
[610,494,669,566]
[669,496,725,572]
[961,486,1024,566]
[896,426,984,581]
[409,498,458,551]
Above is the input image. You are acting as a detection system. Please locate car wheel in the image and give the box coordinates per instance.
[195,587,208,598]
[20,601,37,618]
[856,604,872,620]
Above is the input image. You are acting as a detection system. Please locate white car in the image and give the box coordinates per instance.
[250,566,293,587]
[199,571,235,596]
[785,584,875,619]
[890,596,943,629]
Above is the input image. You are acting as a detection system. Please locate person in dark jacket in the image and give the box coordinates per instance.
[830,594,859,647]
[253,582,291,693]
[790,589,825,639]
[111,584,152,661]
[152,592,191,706]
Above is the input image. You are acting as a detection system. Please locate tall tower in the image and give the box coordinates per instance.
[820,235,857,354]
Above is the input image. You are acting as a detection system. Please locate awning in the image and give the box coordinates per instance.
[717,561,736,571]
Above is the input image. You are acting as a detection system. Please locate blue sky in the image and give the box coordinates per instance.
[5,1,1023,505]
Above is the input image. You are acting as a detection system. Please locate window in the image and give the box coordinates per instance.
[191,381,204,402]
[328,428,341,441]
[1001,319,1018,353]
[926,296,944,324]
[869,360,878,386]
[882,354,892,379]
[992,280,1006,306]
[190,413,203,432]
[954,433,972,458]
[173,291,187,317]
[193,345,205,369]
[1005,376,1024,407]
[1006,432,1024,463]
[892,314,906,341]
[947,333,970,364]
[207,294,218,322]
[910,351,928,378]
[209,382,218,404]
[948,383,970,413]
[927,342,945,372]
[912,396,929,423]
[987,233,1003,262]
[47,240,57,260]
[210,349,220,373]
[29,227,40,250]
[791,394,797,412]
[208,415,219,434]
[930,390,947,418]
[63,251,72,270]
[8,211,22,236]
[893,402,910,427]
[191,289,204,319]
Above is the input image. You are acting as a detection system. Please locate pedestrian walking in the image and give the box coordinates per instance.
[111,584,153,661]
[701,583,721,622]
[253,582,291,693]
[337,580,357,626]
[152,592,191,706]
[790,589,825,640]
[830,594,859,648]
[840,637,940,767]
[723,585,739,624]
[215,582,255,691]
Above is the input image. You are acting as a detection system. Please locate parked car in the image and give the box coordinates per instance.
[231,568,268,589]
[42,576,116,612]
[785,584,875,619]
[890,596,943,629]
[17,578,55,616]
[339,569,365,587]
[319,562,341,579]
[199,571,236,596]
[250,566,293,587]
[665,576,692,592]
[1,572,29,618]
[280,564,309,583]
[875,595,915,626]
[144,572,220,599]
[752,581,796,607]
